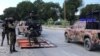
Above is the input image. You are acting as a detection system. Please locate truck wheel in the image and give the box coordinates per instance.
[64,33,71,43]
[84,38,94,51]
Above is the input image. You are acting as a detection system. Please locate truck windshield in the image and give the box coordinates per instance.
[86,22,100,29]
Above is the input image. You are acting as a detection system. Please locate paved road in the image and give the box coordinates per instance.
[0,28,100,56]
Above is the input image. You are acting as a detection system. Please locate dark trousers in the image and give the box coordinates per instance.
[1,30,9,46]
[9,32,16,52]
[28,30,40,46]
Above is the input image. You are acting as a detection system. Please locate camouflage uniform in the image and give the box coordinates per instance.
[8,17,18,53]
[1,18,9,46]
[25,11,41,46]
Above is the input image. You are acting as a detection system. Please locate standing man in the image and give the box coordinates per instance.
[1,18,9,46]
[8,16,18,53]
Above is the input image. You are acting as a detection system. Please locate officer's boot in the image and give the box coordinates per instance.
[10,45,13,53]
[12,44,18,52]
[34,37,41,47]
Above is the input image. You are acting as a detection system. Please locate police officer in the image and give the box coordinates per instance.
[8,16,18,53]
[1,18,9,46]
[24,11,41,46]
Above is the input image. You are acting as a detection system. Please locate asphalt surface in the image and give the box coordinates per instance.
[0,28,100,56]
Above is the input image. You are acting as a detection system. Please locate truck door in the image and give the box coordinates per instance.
[75,21,86,42]
[69,22,79,41]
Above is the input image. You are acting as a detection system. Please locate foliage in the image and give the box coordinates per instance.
[16,1,34,19]
[3,7,16,17]
[2,0,82,24]
[33,0,62,21]
[47,18,54,26]
[64,0,82,25]
[61,20,70,27]
[80,4,100,21]
[3,7,19,20]
[0,15,5,20]
[16,0,61,21]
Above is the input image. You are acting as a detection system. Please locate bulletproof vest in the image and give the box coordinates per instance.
[27,20,37,30]
[8,19,16,32]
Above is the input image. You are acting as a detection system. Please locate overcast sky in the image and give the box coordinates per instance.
[0,0,100,15]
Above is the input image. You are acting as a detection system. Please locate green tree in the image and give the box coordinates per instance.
[64,0,82,25]
[0,15,5,20]
[43,2,61,21]
[2,0,62,22]
[33,0,45,21]
[80,4,100,20]
[3,7,19,20]
[4,7,16,17]
[33,0,61,21]
[17,1,34,19]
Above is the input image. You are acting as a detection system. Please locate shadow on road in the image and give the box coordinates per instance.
[70,42,100,52]
[93,47,100,52]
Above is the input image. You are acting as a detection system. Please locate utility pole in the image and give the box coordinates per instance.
[64,0,67,21]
